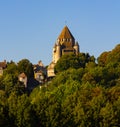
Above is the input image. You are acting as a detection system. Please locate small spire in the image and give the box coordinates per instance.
[75,41,79,45]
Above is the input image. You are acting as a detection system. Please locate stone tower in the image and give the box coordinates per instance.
[47,26,79,77]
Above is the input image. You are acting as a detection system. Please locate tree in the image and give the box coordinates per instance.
[0,90,9,126]
[1,61,27,96]
[51,68,84,87]
[98,44,120,67]
[106,44,120,64]
[97,51,110,66]
[3,74,18,95]
[17,59,34,79]
[54,53,95,73]
[8,93,37,127]
[3,61,18,76]
[54,54,80,73]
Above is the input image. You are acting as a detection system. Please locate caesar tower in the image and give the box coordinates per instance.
[47,26,80,77]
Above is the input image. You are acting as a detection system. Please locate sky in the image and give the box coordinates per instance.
[0,0,120,65]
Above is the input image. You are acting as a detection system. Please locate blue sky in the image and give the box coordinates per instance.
[0,0,120,65]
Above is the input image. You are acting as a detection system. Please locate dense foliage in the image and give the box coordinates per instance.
[54,53,95,73]
[1,44,120,126]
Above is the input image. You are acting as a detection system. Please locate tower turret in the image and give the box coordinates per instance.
[52,43,57,63]
[74,42,79,55]
[54,40,61,63]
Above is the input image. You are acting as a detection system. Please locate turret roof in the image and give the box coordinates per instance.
[58,26,75,40]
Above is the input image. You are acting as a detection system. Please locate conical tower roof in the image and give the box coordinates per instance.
[58,26,75,40]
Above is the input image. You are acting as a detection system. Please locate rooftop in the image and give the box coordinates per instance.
[58,26,75,40]
[0,60,7,68]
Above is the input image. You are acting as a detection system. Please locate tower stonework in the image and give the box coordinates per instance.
[47,26,80,77]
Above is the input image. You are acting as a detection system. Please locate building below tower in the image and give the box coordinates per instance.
[47,26,80,78]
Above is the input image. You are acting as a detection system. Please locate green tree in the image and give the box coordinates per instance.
[97,51,110,66]
[97,44,120,67]
[0,76,4,90]
[16,94,36,127]
[3,74,18,95]
[54,53,95,73]
[1,62,18,94]
[51,68,84,87]
[3,61,18,76]
[8,93,37,127]
[17,59,34,79]
[106,44,120,64]
[54,54,80,73]
[0,90,9,126]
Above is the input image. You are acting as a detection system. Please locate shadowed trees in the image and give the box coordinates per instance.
[54,53,95,73]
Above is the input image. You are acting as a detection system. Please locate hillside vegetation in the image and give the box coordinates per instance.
[1,44,120,126]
